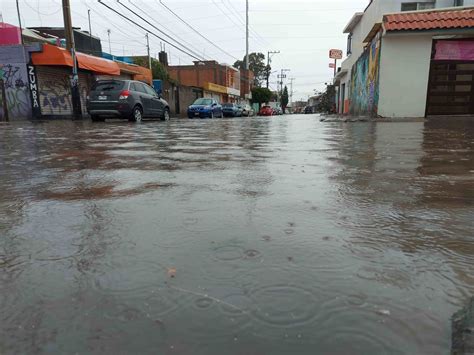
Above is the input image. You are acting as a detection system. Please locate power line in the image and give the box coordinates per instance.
[156,0,238,61]
[97,0,203,61]
[116,0,206,61]
[132,0,209,59]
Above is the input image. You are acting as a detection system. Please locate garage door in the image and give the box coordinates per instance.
[36,67,73,116]
[37,67,91,117]
[427,40,474,116]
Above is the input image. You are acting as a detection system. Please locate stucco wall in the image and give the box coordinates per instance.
[377,34,433,118]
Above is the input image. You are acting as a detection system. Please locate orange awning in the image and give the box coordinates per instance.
[76,52,120,75]
[116,61,141,75]
[31,43,120,76]
[31,43,73,67]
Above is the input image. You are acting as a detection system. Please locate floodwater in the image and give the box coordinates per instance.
[0,115,473,354]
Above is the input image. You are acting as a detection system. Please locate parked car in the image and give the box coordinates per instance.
[275,107,283,115]
[222,103,243,117]
[259,105,273,116]
[87,80,170,122]
[187,98,223,118]
[304,106,314,114]
[240,104,255,117]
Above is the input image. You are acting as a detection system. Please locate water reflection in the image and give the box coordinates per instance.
[0,116,473,354]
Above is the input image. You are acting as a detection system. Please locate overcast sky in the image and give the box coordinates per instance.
[1,0,368,100]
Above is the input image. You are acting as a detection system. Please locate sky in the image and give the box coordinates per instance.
[0,0,368,101]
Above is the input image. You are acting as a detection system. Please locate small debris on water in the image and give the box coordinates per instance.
[167,268,177,278]
[376,309,391,316]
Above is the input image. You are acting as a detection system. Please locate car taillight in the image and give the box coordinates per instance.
[119,90,130,100]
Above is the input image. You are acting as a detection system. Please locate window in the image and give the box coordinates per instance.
[454,0,464,6]
[133,82,148,94]
[401,2,435,11]
[143,84,158,96]
[92,80,125,91]
[347,33,353,56]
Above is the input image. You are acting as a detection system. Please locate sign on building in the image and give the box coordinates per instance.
[329,63,335,68]
[329,49,343,60]
[27,63,41,118]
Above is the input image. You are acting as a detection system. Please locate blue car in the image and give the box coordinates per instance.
[222,103,243,117]
[187,98,223,119]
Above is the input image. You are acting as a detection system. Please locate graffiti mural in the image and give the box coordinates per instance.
[350,31,382,117]
[39,75,73,115]
[0,63,32,120]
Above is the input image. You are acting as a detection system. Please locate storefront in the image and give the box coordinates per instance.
[30,43,120,118]
[203,82,227,103]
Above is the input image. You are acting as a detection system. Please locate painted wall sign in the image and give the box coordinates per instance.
[27,64,41,118]
[435,40,474,61]
[329,49,343,60]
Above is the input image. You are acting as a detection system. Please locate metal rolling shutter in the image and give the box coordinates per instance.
[36,67,73,116]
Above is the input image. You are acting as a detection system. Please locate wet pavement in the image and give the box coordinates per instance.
[0,114,473,354]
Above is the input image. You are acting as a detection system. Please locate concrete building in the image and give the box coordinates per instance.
[335,0,474,117]
[168,61,243,104]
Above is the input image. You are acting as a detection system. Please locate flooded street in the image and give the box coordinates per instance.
[1,115,473,354]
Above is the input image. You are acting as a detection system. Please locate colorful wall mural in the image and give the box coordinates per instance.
[350,31,382,117]
[0,46,33,120]
[0,63,31,120]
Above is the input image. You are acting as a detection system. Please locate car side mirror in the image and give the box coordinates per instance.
[212,103,217,107]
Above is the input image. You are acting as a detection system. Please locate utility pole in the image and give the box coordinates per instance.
[87,9,92,52]
[62,0,81,119]
[266,50,280,89]
[107,29,112,54]
[16,0,23,45]
[146,33,152,70]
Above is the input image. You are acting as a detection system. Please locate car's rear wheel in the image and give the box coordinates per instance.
[161,108,170,121]
[130,106,143,122]
[91,115,105,122]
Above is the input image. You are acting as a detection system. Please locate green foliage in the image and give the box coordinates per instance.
[251,87,272,105]
[318,84,336,113]
[234,52,269,87]
[281,86,289,110]
[133,57,169,81]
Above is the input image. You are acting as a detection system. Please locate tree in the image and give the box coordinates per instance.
[233,52,269,87]
[133,57,169,81]
[281,86,289,113]
[318,84,336,113]
[251,87,272,107]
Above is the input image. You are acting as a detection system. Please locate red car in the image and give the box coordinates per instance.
[259,105,273,116]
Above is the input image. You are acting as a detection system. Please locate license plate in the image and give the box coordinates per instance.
[98,96,107,100]
[194,112,199,116]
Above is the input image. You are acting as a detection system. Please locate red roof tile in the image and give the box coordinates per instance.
[384,8,474,31]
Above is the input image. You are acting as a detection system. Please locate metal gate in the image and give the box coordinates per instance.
[427,42,474,116]
[36,67,73,116]
[36,67,91,117]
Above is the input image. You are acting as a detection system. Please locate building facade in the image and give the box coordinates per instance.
[168,61,244,104]
[0,23,152,121]
[335,0,474,117]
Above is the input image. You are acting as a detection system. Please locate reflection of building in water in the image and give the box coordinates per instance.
[417,119,474,207]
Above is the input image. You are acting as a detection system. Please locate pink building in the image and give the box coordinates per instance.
[0,23,22,45]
